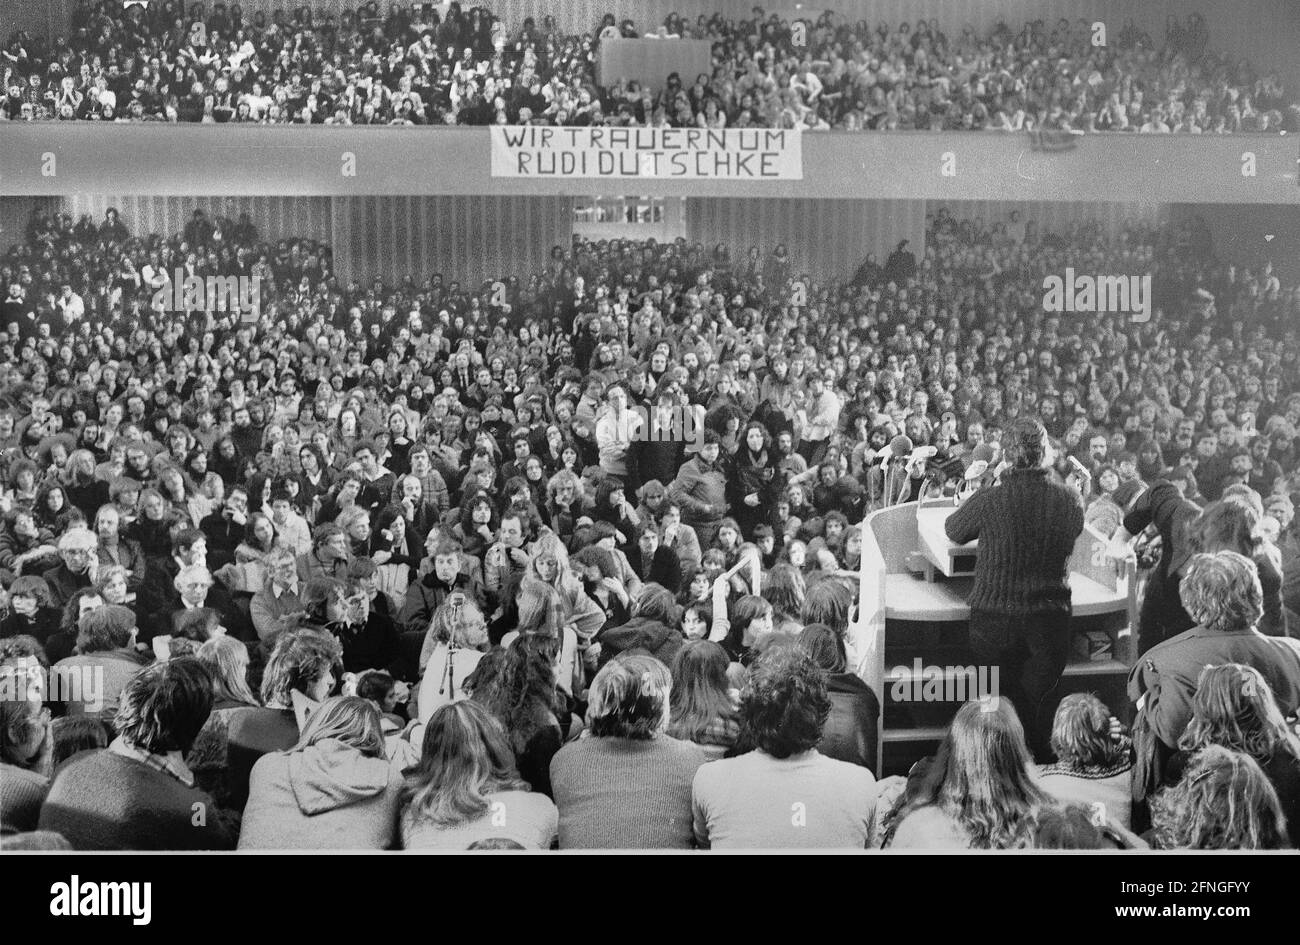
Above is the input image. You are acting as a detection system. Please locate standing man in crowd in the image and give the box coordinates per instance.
[945,417,1085,758]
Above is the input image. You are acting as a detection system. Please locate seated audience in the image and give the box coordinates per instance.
[692,646,877,848]
[552,654,705,848]
[401,701,557,850]
[38,658,235,849]
[239,696,405,850]
[880,699,1048,849]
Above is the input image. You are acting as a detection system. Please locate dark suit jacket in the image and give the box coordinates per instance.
[41,563,93,609]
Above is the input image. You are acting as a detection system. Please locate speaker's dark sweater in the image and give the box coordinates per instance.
[944,467,1084,615]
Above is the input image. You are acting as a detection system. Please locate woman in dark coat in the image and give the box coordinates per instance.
[728,421,784,541]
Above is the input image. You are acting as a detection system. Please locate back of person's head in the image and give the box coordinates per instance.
[1150,746,1286,849]
[75,603,136,654]
[739,646,829,759]
[1031,805,1123,850]
[515,580,569,637]
[1178,551,1263,633]
[1180,663,1300,763]
[1190,500,1257,556]
[889,699,1047,849]
[466,837,526,850]
[1003,417,1047,469]
[1220,484,1264,520]
[800,578,853,634]
[49,715,109,766]
[174,607,221,643]
[473,633,559,732]
[171,527,204,558]
[197,635,258,706]
[630,583,677,624]
[1048,693,1126,769]
[667,639,734,743]
[0,689,47,770]
[292,695,386,757]
[260,627,342,707]
[114,657,214,756]
[797,623,846,674]
[586,653,672,740]
[405,700,526,827]
[762,562,806,620]
[730,592,771,634]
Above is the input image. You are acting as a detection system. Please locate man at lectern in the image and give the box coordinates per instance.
[944,417,1085,758]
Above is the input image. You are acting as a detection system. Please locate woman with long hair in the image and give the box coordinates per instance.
[667,639,740,756]
[33,483,69,533]
[295,443,334,517]
[720,594,774,665]
[1148,746,1287,850]
[1171,664,1300,846]
[126,487,181,562]
[762,563,806,635]
[569,543,633,631]
[544,469,584,547]
[517,531,605,650]
[371,504,420,570]
[400,701,557,850]
[590,477,640,550]
[157,465,200,527]
[62,448,110,520]
[472,633,569,799]
[452,489,498,560]
[881,699,1052,849]
[239,696,405,850]
[197,635,260,710]
[236,512,279,563]
[797,623,879,771]
[730,420,783,540]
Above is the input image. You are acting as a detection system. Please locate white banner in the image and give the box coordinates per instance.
[490,126,803,180]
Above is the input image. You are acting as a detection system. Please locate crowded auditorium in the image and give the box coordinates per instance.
[1,0,1299,857]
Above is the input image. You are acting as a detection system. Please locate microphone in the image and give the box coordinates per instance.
[956,444,997,506]
[882,435,914,506]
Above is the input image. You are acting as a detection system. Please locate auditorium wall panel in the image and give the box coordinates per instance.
[0,198,60,251]
[1167,203,1300,287]
[57,196,335,244]
[329,195,573,286]
[684,198,927,283]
